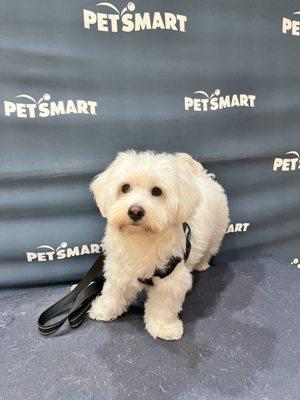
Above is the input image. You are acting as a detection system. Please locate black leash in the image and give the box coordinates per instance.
[38,223,191,336]
[38,254,105,335]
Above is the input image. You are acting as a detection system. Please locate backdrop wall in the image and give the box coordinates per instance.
[1,0,299,288]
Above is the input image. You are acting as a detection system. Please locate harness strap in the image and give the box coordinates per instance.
[183,222,191,262]
[138,223,191,285]
[38,223,191,335]
[138,256,182,286]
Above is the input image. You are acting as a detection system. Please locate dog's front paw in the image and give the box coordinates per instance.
[88,298,121,322]
[145,318,183,341]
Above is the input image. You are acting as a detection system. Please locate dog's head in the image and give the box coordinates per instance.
[91,150,203,234]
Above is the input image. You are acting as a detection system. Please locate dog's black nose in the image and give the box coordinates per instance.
[128,205,145,221]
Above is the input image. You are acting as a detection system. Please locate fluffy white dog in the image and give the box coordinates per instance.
[89,150,229,340]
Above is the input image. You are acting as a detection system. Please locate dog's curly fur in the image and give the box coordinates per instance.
[89,150,229,340]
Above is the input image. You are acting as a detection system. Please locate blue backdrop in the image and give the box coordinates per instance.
[0,0,299,287]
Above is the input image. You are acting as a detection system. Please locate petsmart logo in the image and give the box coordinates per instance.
[3,93,98,118]
[26,241,103,262]
[83,2,187,33]
[226,222,250,234]
[291,258,300,269]
[184,89,256,112]
[282,11,300,36]
[273,151,300,172]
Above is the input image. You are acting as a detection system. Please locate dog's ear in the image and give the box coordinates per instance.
[175,153,202,223]
[90,164,114,218]
[90,151,136,217]
[175,153,204,176]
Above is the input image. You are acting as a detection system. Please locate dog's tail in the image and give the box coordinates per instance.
[195,160,216,180]
[193,162,216,180]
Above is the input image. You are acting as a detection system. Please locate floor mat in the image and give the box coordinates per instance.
[1,257,299,400]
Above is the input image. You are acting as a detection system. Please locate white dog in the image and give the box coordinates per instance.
[89,150,229,340]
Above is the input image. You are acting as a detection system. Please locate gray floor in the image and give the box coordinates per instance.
[1,257,299,400]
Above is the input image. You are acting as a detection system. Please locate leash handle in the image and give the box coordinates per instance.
[38,253,105,335]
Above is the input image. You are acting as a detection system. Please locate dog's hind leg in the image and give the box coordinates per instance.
[193,251,212,271]
[193,225,226,272]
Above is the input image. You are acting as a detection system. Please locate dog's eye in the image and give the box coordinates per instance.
[121,184,131,193]
[151,187,162,196]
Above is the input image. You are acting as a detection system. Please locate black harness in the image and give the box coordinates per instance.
[38,223,191,336]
